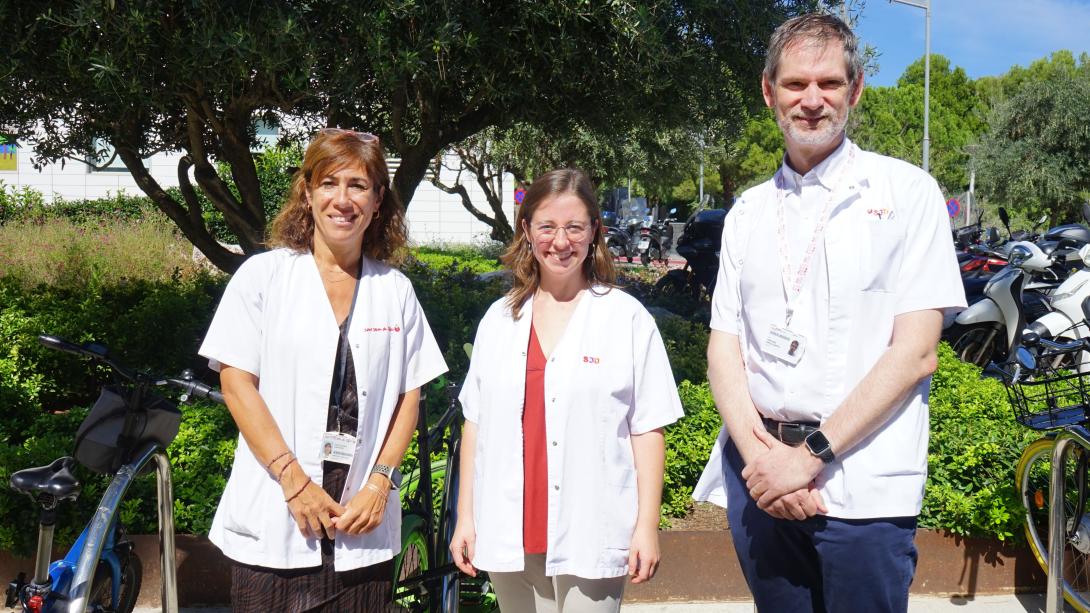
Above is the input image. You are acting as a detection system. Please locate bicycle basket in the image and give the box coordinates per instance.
[1004,362,1090,431]
[73,385,181,474]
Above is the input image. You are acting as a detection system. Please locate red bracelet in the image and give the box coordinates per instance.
[285,479,311,503]
[276,457,298,484]
[265,450,292,472]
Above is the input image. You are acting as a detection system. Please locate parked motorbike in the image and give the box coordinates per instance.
[1021,204,1090,370]
[946,240,1055,367]
[654,208,725,299]
[637,208,677,266]
[604,216,647,263]
[1025,243,1090,371]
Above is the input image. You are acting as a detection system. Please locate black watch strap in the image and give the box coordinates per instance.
[804,430,836,464]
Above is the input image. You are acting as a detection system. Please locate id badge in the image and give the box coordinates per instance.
[320,431,357,465]
[765,325,806,365]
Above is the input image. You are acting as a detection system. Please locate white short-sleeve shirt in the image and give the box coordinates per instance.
[693,139,967,519]
[460,287,684,578]
[199,248,448,571]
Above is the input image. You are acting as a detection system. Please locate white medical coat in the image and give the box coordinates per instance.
[460,286,684,578]
[199,249,448,570]
[692,140,966,518]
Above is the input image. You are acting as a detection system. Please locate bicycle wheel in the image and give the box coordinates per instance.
[1017,437,1090,612]
[393,527,431,612]
[86,550,142,613]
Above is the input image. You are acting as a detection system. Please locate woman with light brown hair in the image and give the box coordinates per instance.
[199,128,447,612]
[449,168,684,612]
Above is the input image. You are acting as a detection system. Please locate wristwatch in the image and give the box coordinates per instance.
[804,430,836,464]
[370,463,403,489]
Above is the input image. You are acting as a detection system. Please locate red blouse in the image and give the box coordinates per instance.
[523,324,549,554]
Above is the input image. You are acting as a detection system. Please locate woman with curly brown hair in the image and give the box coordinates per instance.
[199,128,447,612]
[449,168,683,612]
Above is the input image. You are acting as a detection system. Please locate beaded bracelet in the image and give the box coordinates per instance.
[285,478,311,503]
[276,457,298,484]
[265,450,292,472]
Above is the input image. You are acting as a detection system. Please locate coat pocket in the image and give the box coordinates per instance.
[602,468,639,549]
[861,223,902,293]
[219,462,268,540]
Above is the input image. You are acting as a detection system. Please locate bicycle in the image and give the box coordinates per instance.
[392,378,497,613]
[4,334,222,613]
[991,333,1090,612]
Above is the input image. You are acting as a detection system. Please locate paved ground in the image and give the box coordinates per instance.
[134,593,1073,612]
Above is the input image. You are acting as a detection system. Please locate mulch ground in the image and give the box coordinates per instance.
[666,502,728,531]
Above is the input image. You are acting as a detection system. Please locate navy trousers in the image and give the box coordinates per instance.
[722,439,918,613]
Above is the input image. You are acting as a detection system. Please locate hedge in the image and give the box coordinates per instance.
[0,229,1042,554]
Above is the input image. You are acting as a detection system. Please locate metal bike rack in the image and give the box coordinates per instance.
[65,442,178,613]
[1047,425,1090,613]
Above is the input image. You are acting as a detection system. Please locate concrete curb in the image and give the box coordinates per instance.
[134,594,1065,613]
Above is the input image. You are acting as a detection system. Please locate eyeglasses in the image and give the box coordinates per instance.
[531,221,593,242]
[319,128,379,143]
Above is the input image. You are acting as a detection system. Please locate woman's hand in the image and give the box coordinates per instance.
[449,519,478,577]
[628,523,660,584]
[333,473,391,535]
[280,464,345,540]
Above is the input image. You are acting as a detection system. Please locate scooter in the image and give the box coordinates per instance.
[1026,243,1090,372]
[638,208,677,266]
[946,240,1054,367]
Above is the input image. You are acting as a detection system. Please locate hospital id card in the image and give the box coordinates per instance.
[319,431,357,465]
[765,325,806,365]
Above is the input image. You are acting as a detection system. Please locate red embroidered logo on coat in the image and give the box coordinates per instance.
[582,356,600,364]
[364,326,401,332]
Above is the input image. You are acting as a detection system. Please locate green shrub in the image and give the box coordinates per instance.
[411,244,504,275]
[922,342,1037,542]
[652,311,708,387]
[0,185,159,226]
[0,181,47,223]
[401,256,506,384]
[0,274,223,424]
[662,381,721,522]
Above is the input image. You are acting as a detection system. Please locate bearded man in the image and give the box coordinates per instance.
[693,13,966,613]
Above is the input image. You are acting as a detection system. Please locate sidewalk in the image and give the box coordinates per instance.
[136,593,1069,612]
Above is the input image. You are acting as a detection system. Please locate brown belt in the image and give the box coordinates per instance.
[762,417,820,446]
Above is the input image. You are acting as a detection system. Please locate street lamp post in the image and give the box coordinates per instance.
[890,0,931,174]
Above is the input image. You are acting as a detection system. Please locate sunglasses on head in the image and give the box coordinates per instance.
[319,128,379,143]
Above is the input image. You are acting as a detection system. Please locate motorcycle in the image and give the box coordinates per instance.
[637,208,677,266]
[605,216,647,263]
[1023,204,1090,370]
[946,240,1054,367]
[654,208,725,299]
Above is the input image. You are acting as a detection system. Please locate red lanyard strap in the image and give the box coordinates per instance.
[775,147,855,326]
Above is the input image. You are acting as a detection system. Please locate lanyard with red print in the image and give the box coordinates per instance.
[767,147,854,365]
[774,146,855,327]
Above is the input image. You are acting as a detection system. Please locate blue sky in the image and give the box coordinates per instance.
[853,0,1090,87]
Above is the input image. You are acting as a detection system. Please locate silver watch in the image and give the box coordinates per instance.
[370,463,402,489]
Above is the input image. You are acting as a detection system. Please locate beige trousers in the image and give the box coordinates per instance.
[489,554,627,613]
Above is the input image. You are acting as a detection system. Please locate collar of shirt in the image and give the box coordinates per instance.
[780,136,853,193]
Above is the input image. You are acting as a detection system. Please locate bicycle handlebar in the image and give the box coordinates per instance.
[38,334,225,405]
[1034,337,1090,357]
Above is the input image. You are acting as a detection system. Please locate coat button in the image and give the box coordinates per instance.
[554,485,560,491]
[551,441,557,446]
[361,390,367,397]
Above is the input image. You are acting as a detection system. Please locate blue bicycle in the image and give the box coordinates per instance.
[4,334,222,613]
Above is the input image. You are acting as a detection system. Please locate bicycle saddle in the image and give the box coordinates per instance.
[10,456,81,502]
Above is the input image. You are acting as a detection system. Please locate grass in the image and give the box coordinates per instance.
[0,216,206,289]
